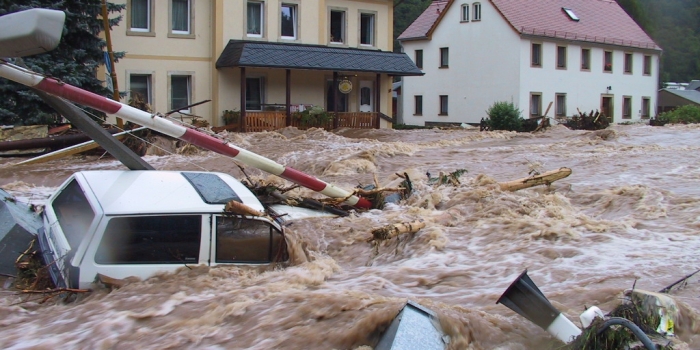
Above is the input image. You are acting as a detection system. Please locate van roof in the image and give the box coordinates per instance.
[75,170,264,215]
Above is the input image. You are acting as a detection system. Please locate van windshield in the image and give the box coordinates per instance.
[52,179,96,250]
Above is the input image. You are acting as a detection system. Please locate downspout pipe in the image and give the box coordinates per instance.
[0,61,372,209]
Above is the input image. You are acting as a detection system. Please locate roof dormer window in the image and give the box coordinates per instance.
[562,7,579,22]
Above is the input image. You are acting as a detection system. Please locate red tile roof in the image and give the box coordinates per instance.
[397,0,453,41]
[399,0,661,50]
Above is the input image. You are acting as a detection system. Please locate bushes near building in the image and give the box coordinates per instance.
[486,101,524,131]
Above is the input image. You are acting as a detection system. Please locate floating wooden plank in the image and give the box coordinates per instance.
[13,127,148,166]
[499,167,572,191]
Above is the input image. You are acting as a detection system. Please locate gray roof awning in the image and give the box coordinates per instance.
[216,40,424,76]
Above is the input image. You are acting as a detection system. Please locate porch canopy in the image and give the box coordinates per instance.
[215,40,424,76]
[215,40,423,130]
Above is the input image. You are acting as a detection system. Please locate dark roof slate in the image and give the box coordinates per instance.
[216,40,423,76]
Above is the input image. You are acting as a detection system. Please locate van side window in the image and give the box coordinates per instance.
[52,179,96,250]
[215,216,287,263]
[95,215,201,264]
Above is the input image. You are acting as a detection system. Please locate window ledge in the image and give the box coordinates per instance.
[531,64,542,68]
[438,113,448,116]
[127,30,156,37]
[556,66,567,70]
[643,73,651,76]
[472,19,481,22]
[460,20,469,23]
[168,33,196,39]
[279,38,301,44]
[413,114,422,116]
[624,71,633,75]
[439,66,449,69]
[581,68,590,71]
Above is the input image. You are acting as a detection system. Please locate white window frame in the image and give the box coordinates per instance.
[247,1,264,38]
[359,12,375,47]
[329,8,346,44]
[169,0,193,36]
[280,3,298,40]
[472,2,481,21]
[461,4,469,22]
[643,55,652,75]
[169,73,193,114]
[127,0,154,36]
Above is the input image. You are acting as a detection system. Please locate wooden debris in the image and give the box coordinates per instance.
[367,220,426,243]
[498,167,572,191]
[659,269,700,293]
[563,109,611,130]
[224,200,265,217]
[428,169,467,186]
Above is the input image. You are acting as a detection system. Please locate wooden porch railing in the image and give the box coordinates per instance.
[245,111,287,132]
[240,112,379,132]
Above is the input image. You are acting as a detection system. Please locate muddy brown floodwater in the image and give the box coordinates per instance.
[1,124,700,349]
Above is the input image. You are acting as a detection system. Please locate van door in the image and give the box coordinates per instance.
[210,215,287,265]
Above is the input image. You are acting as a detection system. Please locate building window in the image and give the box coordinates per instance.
[440,47,449,68]
[562,7,579,21]
[461,4,469,22]
[127,0,153,32]
[360,13,375,46]
[530,93,542,117]
[95,216,201,264]
[473,2,481,21]
[643,55,652,75]
[555,93,566,116]
[641,97,650,119]
[581,48,590,70]
[280,4,297,39]
[129,74,152,105]
[623,96,632,119]
[531,43,542,67]
[247,1,264,37]
[170,0,192,35]
[330,10,346,43]
[171,75,191,113]
[624,53,633,74]
[414,95,423,115]
[439,95,448,115]
[604,51,613,72]
[246,77,265,111]
[557,46,567,69]
[415,49,423,69]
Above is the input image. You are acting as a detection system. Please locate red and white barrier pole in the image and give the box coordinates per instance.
[0,61,372,209]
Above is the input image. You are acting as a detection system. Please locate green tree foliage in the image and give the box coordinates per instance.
[393,0,432,52]
[616,0,700,82]
[657,105,700,124]
[486,101,523,131]
[0,1,125,125]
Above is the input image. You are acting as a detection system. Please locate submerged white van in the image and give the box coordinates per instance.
[38,170,288,289]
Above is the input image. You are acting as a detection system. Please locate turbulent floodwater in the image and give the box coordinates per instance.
[1,124,700,349]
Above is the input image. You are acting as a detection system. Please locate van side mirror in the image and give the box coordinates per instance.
[0,8,65,58]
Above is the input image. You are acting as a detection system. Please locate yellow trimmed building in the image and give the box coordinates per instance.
[107,0,421,129]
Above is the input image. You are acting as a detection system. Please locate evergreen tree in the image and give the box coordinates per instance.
[393,0,432,52]
[0,1,125,125]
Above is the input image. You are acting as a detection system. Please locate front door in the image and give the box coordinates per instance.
[326,80,348,112]
[359,80,373,112]
[601,95,614,122]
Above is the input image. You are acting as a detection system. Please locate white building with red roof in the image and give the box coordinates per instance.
[398,0,661,125]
